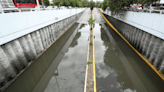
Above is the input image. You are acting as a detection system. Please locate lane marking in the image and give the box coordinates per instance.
[84,25,90,92]
[92,12,97,92]
[97,8,164,81]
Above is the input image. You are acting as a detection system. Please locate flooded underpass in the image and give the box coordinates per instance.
[3,8,164,92]
[95,23,164,92]
[43,24,89,92]
[3,23,89,92]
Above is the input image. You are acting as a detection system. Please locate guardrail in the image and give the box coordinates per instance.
[137,9,164,14]
[0,7,74,14]
[101,8,164,15]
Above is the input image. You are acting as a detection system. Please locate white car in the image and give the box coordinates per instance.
[46,6,54,9]
[130,4,142,12]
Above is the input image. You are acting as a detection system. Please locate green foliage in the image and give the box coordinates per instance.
[101,1,107,11]
[75,0,84,7]
[89,0,95,10]
[54,0,60,7]
[82,0,88,7]
[69,0,76,7]
[87,61,93,66]
[39,0,49,6]
[95,1,101,8]
[60,0,70,7]
[88,17,95,25]
[102,0,158,14]
[44,0,49,6]
[50,3,54,5]
[53,0,85,8]
[89,42,93,46]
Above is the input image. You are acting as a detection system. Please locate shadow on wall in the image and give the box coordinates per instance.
[0,13,82,91]
[104,14,164,75]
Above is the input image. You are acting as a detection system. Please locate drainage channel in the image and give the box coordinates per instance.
[43,24,89,92]
[93,23,164,92]
[3,8,164,92]
[3,23,89,92]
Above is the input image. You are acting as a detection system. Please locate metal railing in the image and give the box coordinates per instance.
[0,7,68,14]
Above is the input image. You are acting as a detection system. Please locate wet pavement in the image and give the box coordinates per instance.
[76,8,91,24]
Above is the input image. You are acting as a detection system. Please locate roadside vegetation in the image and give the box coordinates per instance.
[89,42,93,46]
[101,0,158,14]
[51,0,159,14]
[53,0,101,8]
[88,17,95,25]
[87,61,93,66]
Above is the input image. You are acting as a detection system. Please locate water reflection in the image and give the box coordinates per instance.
[70,32,81,47]
[95,23,164,92]
[4,23,84,92]
[95,24,146,92]
[44,24,90,92]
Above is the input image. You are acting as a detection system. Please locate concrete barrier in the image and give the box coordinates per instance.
[0,10,83,90]
[104,14,164,75]
[0,8,85,45]
[100,9,164,40]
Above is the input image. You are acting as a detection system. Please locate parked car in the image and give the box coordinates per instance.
[130,4,142,12]
[147,4,160,12]
[142,4,149,11]
[123,6,129,11]
[46,6,54,10]
[159,4,164,10]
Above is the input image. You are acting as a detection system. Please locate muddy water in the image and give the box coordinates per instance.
[43,24,89,92]
[4,23,89,92]
[94,23,164,92]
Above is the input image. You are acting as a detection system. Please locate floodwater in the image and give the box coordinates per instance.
[3,23,89,92]
[95,23,164,92]
[43,24,89,92]
[3,10,164,92]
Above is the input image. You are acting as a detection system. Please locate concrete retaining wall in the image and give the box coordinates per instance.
[100,9,164,40]
[0,8,85,45]
[104,14,164,75]
[0,12,82,90]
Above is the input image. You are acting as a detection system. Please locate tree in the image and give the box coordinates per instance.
[39,0,50,8]
[54,0,61,7]
[95,1,101,8]
[60,0,70,7]
[77,0,83,7]
[69,0,76,7]
[101,1,107,11]
[82,0,88,7]
[102,0,158,14]
[89,0,95,10]
[43,0,50,6]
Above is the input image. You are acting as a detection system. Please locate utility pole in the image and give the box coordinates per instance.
[36,0,40,10]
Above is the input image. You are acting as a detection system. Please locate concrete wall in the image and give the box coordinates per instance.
[100,9,164,40]
[104,14,164,76]
[0,12,82,90]
[0,8,85,45]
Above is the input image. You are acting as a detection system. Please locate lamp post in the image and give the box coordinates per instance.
[36,0,40,10]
